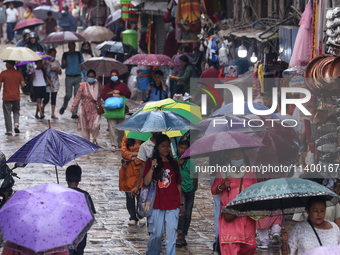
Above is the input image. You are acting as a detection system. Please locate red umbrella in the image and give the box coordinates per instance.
[41,31,86,44]
[13,18,44,31]
[23,1,40,10]
[3,0,23,8]
[124,54,175,67]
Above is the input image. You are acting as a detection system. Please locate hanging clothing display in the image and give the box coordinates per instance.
[202,0,221,24]
[289,1,313,68]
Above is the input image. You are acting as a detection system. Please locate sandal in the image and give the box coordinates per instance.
[176,238,183,248]
[51,115,58,119]
[111,146,116,152]
[14,127,20,133]
[35,114,40,119]
[5,132,12,136]
[40,115,45,120]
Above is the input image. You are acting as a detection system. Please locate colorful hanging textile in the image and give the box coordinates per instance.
[176,0,200,26]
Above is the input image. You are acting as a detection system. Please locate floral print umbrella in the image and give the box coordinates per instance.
[0,183,95,254]
[123,54,175,66]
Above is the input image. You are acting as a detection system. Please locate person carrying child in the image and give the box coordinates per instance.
[66,165,96,255]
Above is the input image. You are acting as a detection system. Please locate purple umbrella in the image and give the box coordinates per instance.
[23,1,40,10]
[0,183,95,254]
[303,245,340,255]
[7,126,101,183]
[181,131,264,158]
[15,52,51,66]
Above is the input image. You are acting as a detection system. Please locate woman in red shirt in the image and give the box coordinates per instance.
[102,69,131,152]
[143,134,183,255]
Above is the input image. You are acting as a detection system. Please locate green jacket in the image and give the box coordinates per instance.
[178,64,198,94]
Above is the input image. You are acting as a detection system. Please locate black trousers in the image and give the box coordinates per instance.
[126,190,141,221]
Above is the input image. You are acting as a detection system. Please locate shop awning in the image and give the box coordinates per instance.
[218,29,266,41]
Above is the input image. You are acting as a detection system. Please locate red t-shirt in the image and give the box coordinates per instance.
[200,67,220,79]
[143,158,182,210]
[0,68,24,101]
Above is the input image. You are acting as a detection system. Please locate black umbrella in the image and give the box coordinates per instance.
[96,41,138,55]
[3,0,23,8]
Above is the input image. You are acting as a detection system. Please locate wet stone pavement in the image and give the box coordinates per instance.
[0,43,293,254]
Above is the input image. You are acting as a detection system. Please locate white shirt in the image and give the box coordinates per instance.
[137,138,155,162]
[288,220,340,255]
[32,69,46,87]
[6,8,18,23]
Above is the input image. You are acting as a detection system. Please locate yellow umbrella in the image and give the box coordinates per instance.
[125,99,202,140]
[0,47,41,61]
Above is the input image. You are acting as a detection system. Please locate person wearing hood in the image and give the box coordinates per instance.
[24,32,46,52]
[102,70,131,152]
[16,29,31,47]
[58,5,77,32]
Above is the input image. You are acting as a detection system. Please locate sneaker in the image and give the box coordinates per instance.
[272,233,280,245]
[59,107,65,115]
[138,217,147,226]
[128,220,137,226]
[258,245,268,249]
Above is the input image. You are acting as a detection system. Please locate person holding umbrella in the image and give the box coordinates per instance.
[43,11,57,36]
[102,69,131,152]
[281,196,340,255]
[5,3,20,44]
[60,41,86,119]
[24,6,35,19]
[211,148,257,255]
[143,134,183,255]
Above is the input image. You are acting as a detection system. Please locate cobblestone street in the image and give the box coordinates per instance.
[0,43,290,254]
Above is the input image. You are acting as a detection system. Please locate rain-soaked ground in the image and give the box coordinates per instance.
[0,42,294,254]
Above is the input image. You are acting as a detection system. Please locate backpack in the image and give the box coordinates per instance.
[62,51,82,64]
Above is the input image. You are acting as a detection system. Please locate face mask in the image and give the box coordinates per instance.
[231,159,244,167]
[87,77,96,84]
[50,57,55,61]
[111,76,118,82]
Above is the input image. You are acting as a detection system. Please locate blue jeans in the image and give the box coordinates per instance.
[146,208,179,255]
[210,177,220,242]
[7,22,15,42]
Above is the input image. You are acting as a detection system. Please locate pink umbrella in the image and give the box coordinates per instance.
[23,1,40,10]
[13,18,44,31]
[181,131,264,158]
[124,54,175,67]
[41,31,86,44]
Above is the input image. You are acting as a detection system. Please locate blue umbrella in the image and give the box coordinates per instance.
[209,102,281,119]
[114,111,198,133]
[7,127,101,183]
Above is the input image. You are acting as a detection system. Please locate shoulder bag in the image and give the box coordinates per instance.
[137,179,157,218]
